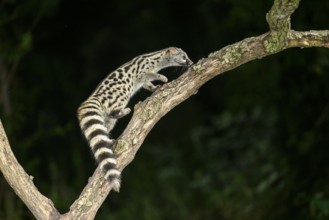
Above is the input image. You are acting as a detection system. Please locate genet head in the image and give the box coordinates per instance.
[164,47,193,67]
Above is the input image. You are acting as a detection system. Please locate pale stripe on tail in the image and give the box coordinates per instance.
[77,99,121,192]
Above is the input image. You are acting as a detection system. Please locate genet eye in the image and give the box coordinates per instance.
[182,55,187,61]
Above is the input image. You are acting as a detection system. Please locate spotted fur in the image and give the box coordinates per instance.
[78,47,193,192]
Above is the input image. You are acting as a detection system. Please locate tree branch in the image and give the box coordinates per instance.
[64,28,329,219]
[0,121,60,219]
[0,0,328,219]
[266,0,300,31]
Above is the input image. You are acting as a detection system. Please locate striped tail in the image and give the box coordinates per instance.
[77,99,121,192]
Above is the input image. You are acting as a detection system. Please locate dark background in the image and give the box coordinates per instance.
[1,0,329,219]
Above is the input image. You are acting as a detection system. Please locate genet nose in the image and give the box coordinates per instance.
[187,59,193,66]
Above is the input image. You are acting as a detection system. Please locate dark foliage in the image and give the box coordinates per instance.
[0,0,329,219]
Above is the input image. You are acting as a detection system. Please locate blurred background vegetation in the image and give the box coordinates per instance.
[1,0,329,219]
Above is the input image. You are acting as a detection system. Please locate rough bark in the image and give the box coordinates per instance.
[0,0,328,219]
[0,121,60,219]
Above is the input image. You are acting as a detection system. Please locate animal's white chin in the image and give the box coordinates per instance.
[174,59,187,66]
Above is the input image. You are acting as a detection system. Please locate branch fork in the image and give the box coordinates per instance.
[0,0,328,219]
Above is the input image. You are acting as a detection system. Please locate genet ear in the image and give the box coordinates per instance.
[166,47,179,55]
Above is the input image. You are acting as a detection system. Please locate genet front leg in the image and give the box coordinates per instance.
[143,81,159,92]
[109,107,131,119]
[144,72,168,83]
